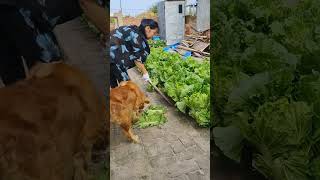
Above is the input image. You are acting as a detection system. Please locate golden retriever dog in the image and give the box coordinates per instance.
[110,81,150,143]
[0,62,107,180]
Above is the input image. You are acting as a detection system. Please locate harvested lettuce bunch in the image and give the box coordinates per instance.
[136,105,167,128]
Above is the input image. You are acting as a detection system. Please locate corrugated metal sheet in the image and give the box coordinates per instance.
[196,0,210,32]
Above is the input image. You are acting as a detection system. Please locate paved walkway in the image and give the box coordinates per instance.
[110,68,210,180]
[54,17,107,98]
[54,17,108,179]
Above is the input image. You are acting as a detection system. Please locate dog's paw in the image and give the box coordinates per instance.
[132,135,140,143]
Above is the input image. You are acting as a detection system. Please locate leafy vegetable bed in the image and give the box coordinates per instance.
[212,0,320,179]
[146,48,211,127]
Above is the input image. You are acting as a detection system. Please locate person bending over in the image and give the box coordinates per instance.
[109,19,159,88]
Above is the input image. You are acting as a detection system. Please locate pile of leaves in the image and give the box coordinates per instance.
[146,48,211,127]
[212,0,320,179]
[135,105,167,128]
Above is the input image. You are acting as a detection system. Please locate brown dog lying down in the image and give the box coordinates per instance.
[110,81,150,143]
[0,62,107,180]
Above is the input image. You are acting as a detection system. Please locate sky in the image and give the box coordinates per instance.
[110,0,162,16]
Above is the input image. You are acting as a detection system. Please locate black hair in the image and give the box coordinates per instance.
[139,19,159,37]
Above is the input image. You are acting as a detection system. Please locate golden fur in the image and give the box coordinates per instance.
[110,81,149,143]
[0,62,107,180]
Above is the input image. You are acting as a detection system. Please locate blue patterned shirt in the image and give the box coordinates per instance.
[110,25,150,68]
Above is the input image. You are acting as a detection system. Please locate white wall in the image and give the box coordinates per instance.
[158,0,186,45]
[196,0,210,32]
[165,1,185,45]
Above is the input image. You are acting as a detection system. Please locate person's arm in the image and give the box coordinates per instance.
[127,28,151,81]
[79,0,108,35]
[135,60,151,82]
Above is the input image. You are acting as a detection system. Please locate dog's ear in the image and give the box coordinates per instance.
[28,61,62,79]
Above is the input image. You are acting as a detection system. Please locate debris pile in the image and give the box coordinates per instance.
[177,29,210,58]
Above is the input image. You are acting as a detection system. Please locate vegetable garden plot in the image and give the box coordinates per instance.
[146,48,211,127]
[212,0,320,180]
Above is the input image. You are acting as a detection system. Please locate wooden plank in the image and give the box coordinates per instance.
[148,81,174,106]
[181,41,190,47]
[175,48,188,56]
[182,40,195,46]
[191,25,199,32]
[177,45,210,56]
[193,52,203,58]
[182,40,194,44]
[191,41,209,52]
[186,35,208,38]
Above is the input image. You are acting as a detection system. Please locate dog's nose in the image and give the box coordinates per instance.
[145,97,150,104]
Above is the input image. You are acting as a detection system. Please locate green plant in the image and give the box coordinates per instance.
[149,4,158,14]
[136,105,167,128]
[146,48,211,127]
[212,0,320,179]
[110,18,116,24]
[148,40,166,48]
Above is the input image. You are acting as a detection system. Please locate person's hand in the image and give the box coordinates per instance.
[142,73,151,82]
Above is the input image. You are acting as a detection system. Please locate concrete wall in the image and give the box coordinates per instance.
[158,0,185,45]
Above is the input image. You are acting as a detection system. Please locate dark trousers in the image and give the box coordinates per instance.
[110,63,131,88]
[0,44,28,86]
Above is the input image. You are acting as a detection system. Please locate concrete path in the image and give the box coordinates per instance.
[110,68,210,180]
[54,17,108,98]
[54,17,108,180]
